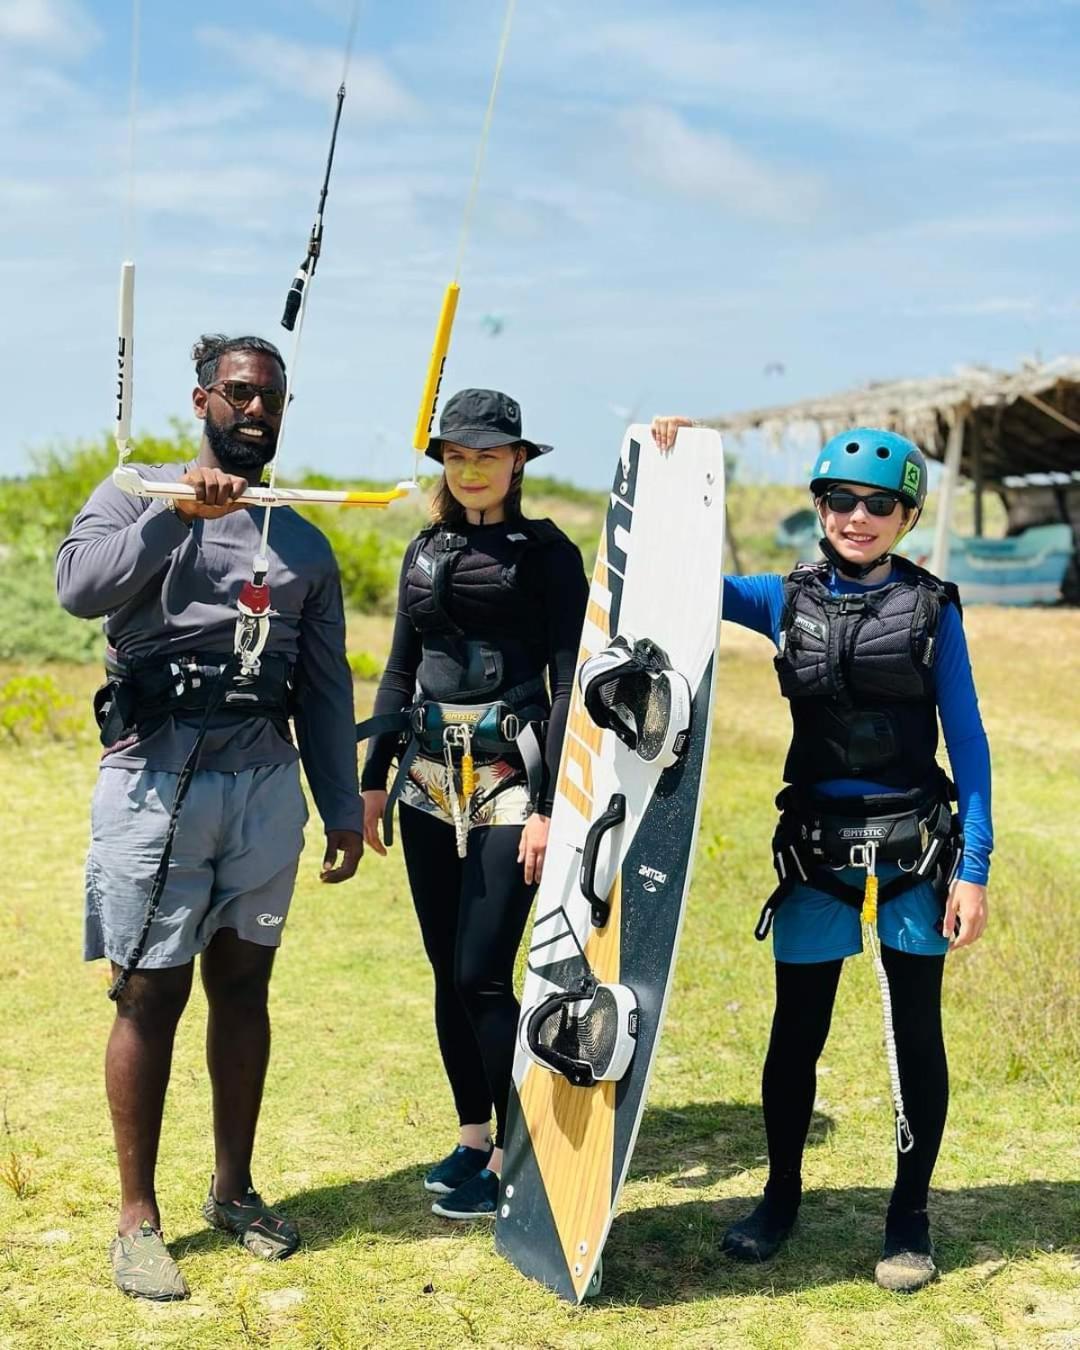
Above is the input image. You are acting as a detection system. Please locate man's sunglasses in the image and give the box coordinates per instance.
[204,381,292,415]
[822,488,901,517]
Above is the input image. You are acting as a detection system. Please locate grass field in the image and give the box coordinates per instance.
[1,605,1078,1349]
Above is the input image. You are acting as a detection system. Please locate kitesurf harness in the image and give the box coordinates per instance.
[356,521,565,857]
[755,773,962,941]
[94,648,293,749]
[775,557,960,789]
[579,635,692,769]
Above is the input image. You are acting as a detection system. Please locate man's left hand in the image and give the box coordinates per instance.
[320,830,364,883]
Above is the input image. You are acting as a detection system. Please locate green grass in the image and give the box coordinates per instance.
[1,610,1078,1348]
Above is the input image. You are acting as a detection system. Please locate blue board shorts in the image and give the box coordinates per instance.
[771,862,950,964]
[85,761,308,968]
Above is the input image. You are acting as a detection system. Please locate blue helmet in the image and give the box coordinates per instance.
[809,428,928,511]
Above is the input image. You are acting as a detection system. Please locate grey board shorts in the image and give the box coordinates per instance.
[85,761,309,968]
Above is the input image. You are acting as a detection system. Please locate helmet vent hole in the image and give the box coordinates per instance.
[876,446,891,459]
[845,442,859,453]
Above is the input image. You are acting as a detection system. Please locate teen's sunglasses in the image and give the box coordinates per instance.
[204,381,292,415]
[822,488,901,517]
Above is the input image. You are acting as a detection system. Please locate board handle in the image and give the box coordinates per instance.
[580,792,626,927]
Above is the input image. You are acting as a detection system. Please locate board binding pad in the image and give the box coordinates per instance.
[496,423,725,1303]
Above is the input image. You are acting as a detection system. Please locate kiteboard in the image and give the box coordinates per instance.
[496,424,725,1302]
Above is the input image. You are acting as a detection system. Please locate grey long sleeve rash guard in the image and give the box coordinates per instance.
[56,461,362,834]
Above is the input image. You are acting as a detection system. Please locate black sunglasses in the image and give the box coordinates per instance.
[205,381,292,415]
[822,488,901,518]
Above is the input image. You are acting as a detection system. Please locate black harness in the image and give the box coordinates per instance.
[755,773,963,941]
[94,648,293,749]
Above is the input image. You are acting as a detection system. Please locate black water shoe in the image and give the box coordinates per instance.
[875,1207,938,1292]
[431,1168,499,1220]
[109,1221,189,1301]
[423,1144,492,1196]
[721,1182,800,1262]
[202,1179,301,1260]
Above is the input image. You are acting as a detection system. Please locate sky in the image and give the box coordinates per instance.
[2,0,1080,488]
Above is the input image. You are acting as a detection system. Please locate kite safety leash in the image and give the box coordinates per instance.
[411,0,518,463]
[855,842,915,1153]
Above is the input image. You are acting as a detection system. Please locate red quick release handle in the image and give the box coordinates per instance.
[237,581,271,616]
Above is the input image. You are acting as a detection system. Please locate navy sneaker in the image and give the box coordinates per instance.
[430,1168,499,1220]
[423,1144,492,1196]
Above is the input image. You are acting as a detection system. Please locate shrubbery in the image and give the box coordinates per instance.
[0,673,83,743]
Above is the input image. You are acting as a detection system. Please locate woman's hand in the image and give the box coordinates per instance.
[518,813,550,886]
[650,415,695,452]
[361,789,389,857]
[942,879,988,950]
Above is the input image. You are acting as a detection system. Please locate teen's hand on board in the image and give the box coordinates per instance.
[518,813,549,885]
[942,880,988,949]
[174,466,250,520]
[361,790,389,857]
[320,829,364,883]
[650,415,695,452]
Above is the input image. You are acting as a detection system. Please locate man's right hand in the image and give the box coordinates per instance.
[174,466,250,520]
[361,789,389,856]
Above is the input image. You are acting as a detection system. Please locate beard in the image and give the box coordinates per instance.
[204,406,278,476]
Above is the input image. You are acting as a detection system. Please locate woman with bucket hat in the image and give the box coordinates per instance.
[357,389,588,1219]
[651,416,993,1292]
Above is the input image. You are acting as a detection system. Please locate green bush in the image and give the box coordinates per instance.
[0,558,102,664]
[0,673,83,743]
[324,526,398,612]
[0,424,194,561]
[347,650,383,681]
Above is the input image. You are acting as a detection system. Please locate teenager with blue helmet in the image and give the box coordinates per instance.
[651,416,992,1292]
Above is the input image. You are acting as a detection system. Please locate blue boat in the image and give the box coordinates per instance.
[899,523,1074,606]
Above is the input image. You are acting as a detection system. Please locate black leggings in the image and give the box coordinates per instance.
[399,805,536,1148]
[762,947,948,1213]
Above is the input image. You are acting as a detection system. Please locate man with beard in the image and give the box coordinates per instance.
[57,334,363,1300]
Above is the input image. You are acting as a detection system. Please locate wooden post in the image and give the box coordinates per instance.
[724,498,743,575]
[931,410,965,579]
[971,421,984,537]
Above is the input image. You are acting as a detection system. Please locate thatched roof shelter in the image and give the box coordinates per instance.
[705,357,1080,483]
[704,357,1080,579]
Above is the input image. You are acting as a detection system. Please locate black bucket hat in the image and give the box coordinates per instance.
[426,388,553,463]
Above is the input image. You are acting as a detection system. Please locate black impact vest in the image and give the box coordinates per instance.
[403,518,566,708]
[774,558,959,789]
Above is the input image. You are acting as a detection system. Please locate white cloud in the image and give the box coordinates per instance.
[194,28,418,121]
[618,104,823,222]
[0,0,100,59]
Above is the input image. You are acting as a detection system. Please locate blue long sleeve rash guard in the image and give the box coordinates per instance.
[723,570,993,885]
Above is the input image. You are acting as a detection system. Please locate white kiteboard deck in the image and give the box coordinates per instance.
[496,424,725,1302]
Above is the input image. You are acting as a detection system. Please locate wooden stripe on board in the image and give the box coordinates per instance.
[516,872,622,1301]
